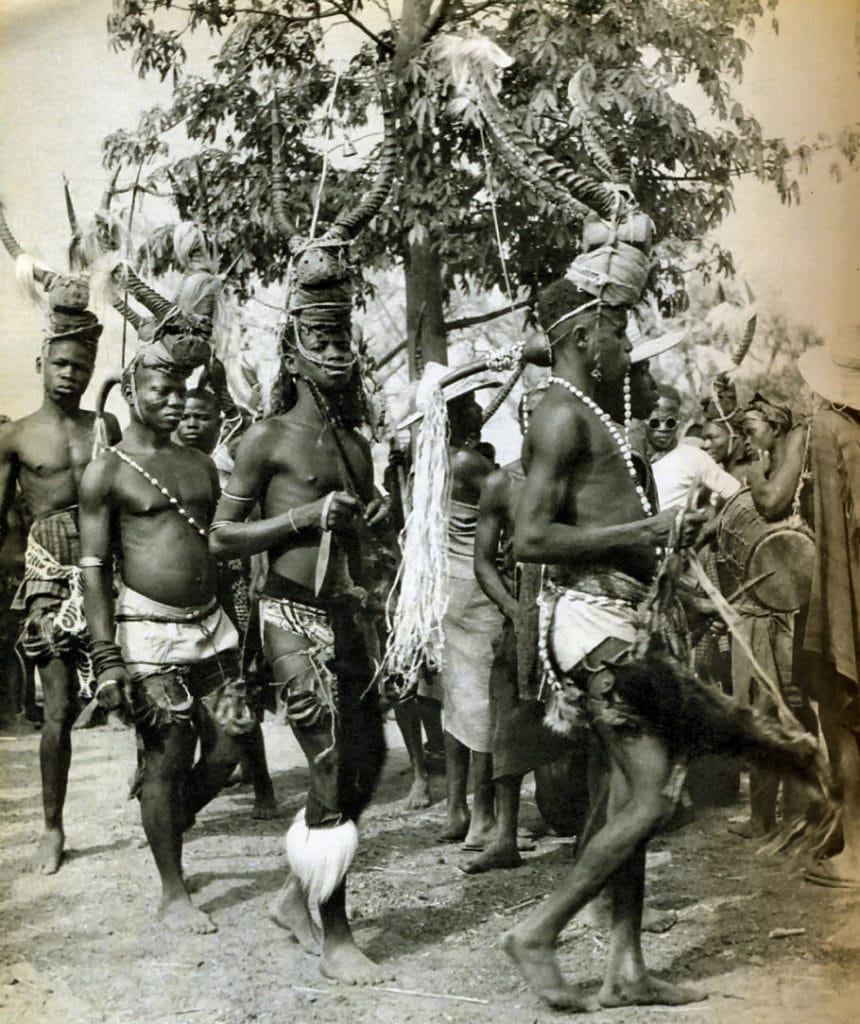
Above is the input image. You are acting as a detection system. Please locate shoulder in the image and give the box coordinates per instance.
[80,449,120,502]
[0,418,20,457]
[527,391,586,456]
[232,419,282,462]
[479,467,511,509]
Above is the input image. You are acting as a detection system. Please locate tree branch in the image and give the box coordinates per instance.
[326,2,394,52]
[444,299,527,331]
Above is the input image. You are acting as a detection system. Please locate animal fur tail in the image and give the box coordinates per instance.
[285,808,358,907]
[611,656,837,856]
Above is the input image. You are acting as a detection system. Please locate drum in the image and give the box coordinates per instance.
[717,488,814,613]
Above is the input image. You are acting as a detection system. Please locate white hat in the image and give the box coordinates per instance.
[397,361,502,429]
[797,326,860,410]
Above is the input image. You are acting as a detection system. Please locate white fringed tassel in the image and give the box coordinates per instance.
[14,254,46,308]
[379,385,451,690]
[284,808,358,907]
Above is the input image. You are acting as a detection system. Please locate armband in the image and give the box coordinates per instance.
[208,520,233,533]
[288,509,299,534]
[221,490,256,504]
[79,556,104,569]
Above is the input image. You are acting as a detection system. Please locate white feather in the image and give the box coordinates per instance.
[284,808,358,907]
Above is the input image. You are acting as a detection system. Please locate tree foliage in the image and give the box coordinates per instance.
[103,0,857,340]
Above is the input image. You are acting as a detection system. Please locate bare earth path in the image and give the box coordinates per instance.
[1,719,858,1024]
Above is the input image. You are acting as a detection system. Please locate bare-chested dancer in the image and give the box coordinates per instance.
[503,278,707,1011]
[79,339,254,934]
[208,314,390,984]
[0,279,119,874]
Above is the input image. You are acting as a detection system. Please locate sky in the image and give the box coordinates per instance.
[0,0,857,429]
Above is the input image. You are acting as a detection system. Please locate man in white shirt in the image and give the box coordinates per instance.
[646,387,740,509]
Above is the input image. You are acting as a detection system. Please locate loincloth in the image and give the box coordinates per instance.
[259,588,338,729]
[439,572,504,753]
[260,573,386,827]
[115,585,246,731]
[539,569,651,735]
[12,507,93,695]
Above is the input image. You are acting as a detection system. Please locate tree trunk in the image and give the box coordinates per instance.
[404,238,447,377]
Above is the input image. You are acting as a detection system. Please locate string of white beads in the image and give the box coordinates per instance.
[109,447,208,538]
[546,376,653,516]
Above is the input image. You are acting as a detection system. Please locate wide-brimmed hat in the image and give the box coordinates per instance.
[630,329,683,365]
[797,326,860,410]
[397,361,502,429]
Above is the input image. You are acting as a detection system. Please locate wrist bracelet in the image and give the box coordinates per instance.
[95,677,121,698]
[79,556,104,569]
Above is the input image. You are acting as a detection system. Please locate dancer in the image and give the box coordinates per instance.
[503,276,824,1011]
[0,272,119,874]
[207,81,398,979]
[79,334,254,934]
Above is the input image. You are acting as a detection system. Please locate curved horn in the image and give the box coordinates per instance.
[114,262,175,321]
[479,86,618,221]
[112,296,145,332]
[270,96,294,239]
[480,364,522,425]
[327,69,397,239]
[0,201,51,284]
[569,66,630,185]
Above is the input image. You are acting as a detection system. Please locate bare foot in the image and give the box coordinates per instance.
[320,940,393,985]
[599,973,706,1008]
[438,810,470,843]
[502,931,593,1011]
[642,906,678,934]
[28,828,64,875]
[159,896,217,935]
[461,841,521,875]
[269,877,321,954]
[405,776,432,810]
[463,822,497,851]
[728,820,771,839]
[252,794,281,820]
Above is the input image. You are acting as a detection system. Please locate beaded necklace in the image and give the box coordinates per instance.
[546,376,652,515]
[109,446,208,539]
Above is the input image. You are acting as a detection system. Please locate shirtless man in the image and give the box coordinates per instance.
[466,358,662,876]
[503,278,707,1011]
[0,281,119,874]
[79,340,252,934]
[208,312,390,983]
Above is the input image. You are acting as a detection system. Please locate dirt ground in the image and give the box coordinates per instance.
[1,717,858,1024]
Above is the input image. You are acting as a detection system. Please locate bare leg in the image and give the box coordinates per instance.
[319,882,394,985]
[418,693,444,758]
[503,730,685,1011]
[816,680,860,881]
[138,720,216,934]
[269,872,322,953]
[392,698,431,808]
[463,752,497,849]
[598,844,703,1007]
[439,731,470,841]
[28,658,75,874]
[463,774,522,873]
[242,723,280,819]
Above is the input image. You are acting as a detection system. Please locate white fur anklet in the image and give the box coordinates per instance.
[284,808,358,907]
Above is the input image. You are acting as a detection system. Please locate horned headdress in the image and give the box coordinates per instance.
[434,35,656,350]
[0,199,103,351]
[270,68,397,361]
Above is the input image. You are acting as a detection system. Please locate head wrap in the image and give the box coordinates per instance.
[744,392,793,435]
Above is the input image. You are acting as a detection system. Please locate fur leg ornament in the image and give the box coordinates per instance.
[285,808,358,907]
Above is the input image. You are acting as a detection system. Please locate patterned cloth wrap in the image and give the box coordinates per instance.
[12,507,93,695]
[539,567,651,734]
[258,592,338,729]
[258,573,386,828]
[115,584,251,733]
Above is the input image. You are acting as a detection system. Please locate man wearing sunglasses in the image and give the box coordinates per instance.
[646,386,740,510]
